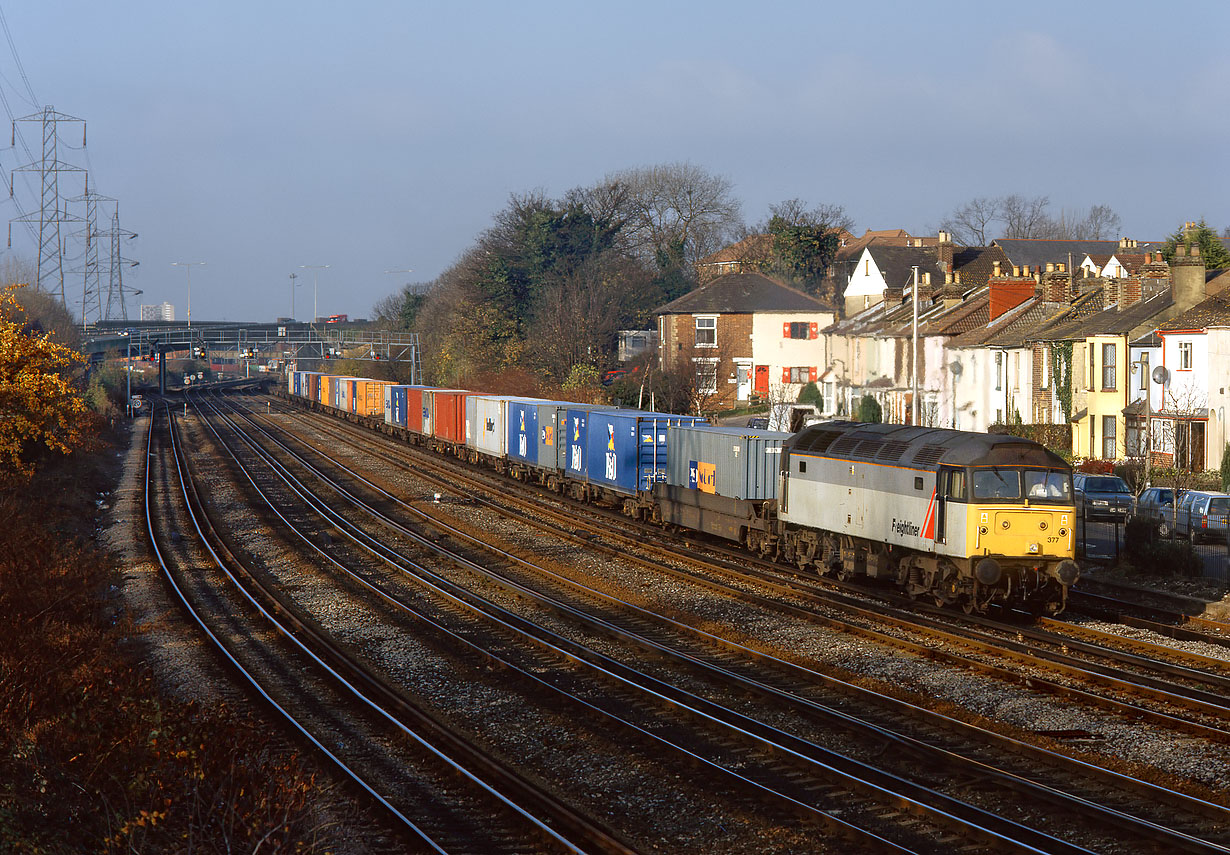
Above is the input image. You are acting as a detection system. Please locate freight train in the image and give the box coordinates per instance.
[282,371,1079,615]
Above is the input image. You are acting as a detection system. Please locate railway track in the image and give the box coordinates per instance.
[144,400,634,854]
[184,387,1230,852]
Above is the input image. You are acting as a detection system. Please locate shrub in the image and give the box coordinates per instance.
[855,394,882,423]
[796,381,821,406]
[1122,517,1202,577]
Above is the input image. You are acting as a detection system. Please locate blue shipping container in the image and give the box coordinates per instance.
[580,410,706,495]
[388,385,410,427]
[507,400,584,469]
[564,408,591,478]
[506,400,541,465]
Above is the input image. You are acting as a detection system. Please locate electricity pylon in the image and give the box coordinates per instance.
[9,106,87,307]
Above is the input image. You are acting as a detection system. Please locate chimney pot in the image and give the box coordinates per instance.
[945,271,953,284]
[1046,262,1055,273]
[1058,262,1066,273]
[1013,266,1021,277]
[1177,245,1187,257]
[1192,244,1201,257]
[924,272,931,285]
[955,271,961,284]
[993,261,1001,276]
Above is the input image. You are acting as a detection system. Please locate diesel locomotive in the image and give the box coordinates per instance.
[773,422,1077,614]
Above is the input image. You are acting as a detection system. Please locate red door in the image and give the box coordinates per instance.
[754,365,769,395]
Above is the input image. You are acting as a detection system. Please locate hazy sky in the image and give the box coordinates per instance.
[2,1,1227,323]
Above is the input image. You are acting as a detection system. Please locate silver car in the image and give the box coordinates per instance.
[1175,491,1230,543]
[1136,486,1182,536]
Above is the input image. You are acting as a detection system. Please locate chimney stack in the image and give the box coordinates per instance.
[1171,238,1208,311]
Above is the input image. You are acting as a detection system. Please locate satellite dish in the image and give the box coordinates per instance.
[949,360,963,377]
[1152,365,1169,385]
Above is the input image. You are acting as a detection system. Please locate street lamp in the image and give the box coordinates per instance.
[171,261,206,328]
[299,264,329,323]
[289,272,301,321]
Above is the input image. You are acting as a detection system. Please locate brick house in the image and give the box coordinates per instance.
[654,272,836,408]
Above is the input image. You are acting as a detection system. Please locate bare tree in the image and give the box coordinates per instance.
[599,162,743,269]
[1151,382,1209,532]
[526,252,649,381]
[940,196,1001,245]
[941,195,1122,243]
[759,198,855,233]
[1047,205,1123,240]
[1000,194,1053,238]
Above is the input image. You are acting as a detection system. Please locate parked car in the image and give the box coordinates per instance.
[745,416,769,429]
[1136,486,1183,536]
[1174,491,1230,543]
[1073,473,1134,521]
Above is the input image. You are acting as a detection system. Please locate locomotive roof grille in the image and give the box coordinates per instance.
[911,444,947,467]
[853,438,885,459]
[876,440,911,462]
[799,430,844,454]
[828,436,861,456]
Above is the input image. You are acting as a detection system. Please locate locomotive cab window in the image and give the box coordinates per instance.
[798,460,806,473]
[941,467,966,501]
[973,468,1022,501]
[1025,470,1072,501]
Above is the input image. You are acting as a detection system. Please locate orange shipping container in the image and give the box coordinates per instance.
[351,379,388,417]
[319,374,337,409]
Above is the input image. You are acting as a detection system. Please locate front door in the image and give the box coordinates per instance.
[735,360,752,401]
[754,365,769,396]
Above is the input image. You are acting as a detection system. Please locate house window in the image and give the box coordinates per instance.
[1179,341,1192,370]
[1102,415,1116,459]
[1138,351,1149,392]
[823,381,835,414]
[1089,418,1095,456]
[695,316,716,348]
[1040,345,1050,389]
[694,358,718,393]
[784,366,814,384]
[995,351,1003,391]
[784,321,814,340]
[1088,344,1096,391]
[1102,342,1116,390]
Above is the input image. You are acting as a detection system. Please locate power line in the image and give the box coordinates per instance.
[0,4,36,107]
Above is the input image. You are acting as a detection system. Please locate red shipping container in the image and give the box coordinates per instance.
[426,389,469,443]
[405,387,426,434]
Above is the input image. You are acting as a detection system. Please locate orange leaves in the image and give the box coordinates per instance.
[0,285,90,480]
